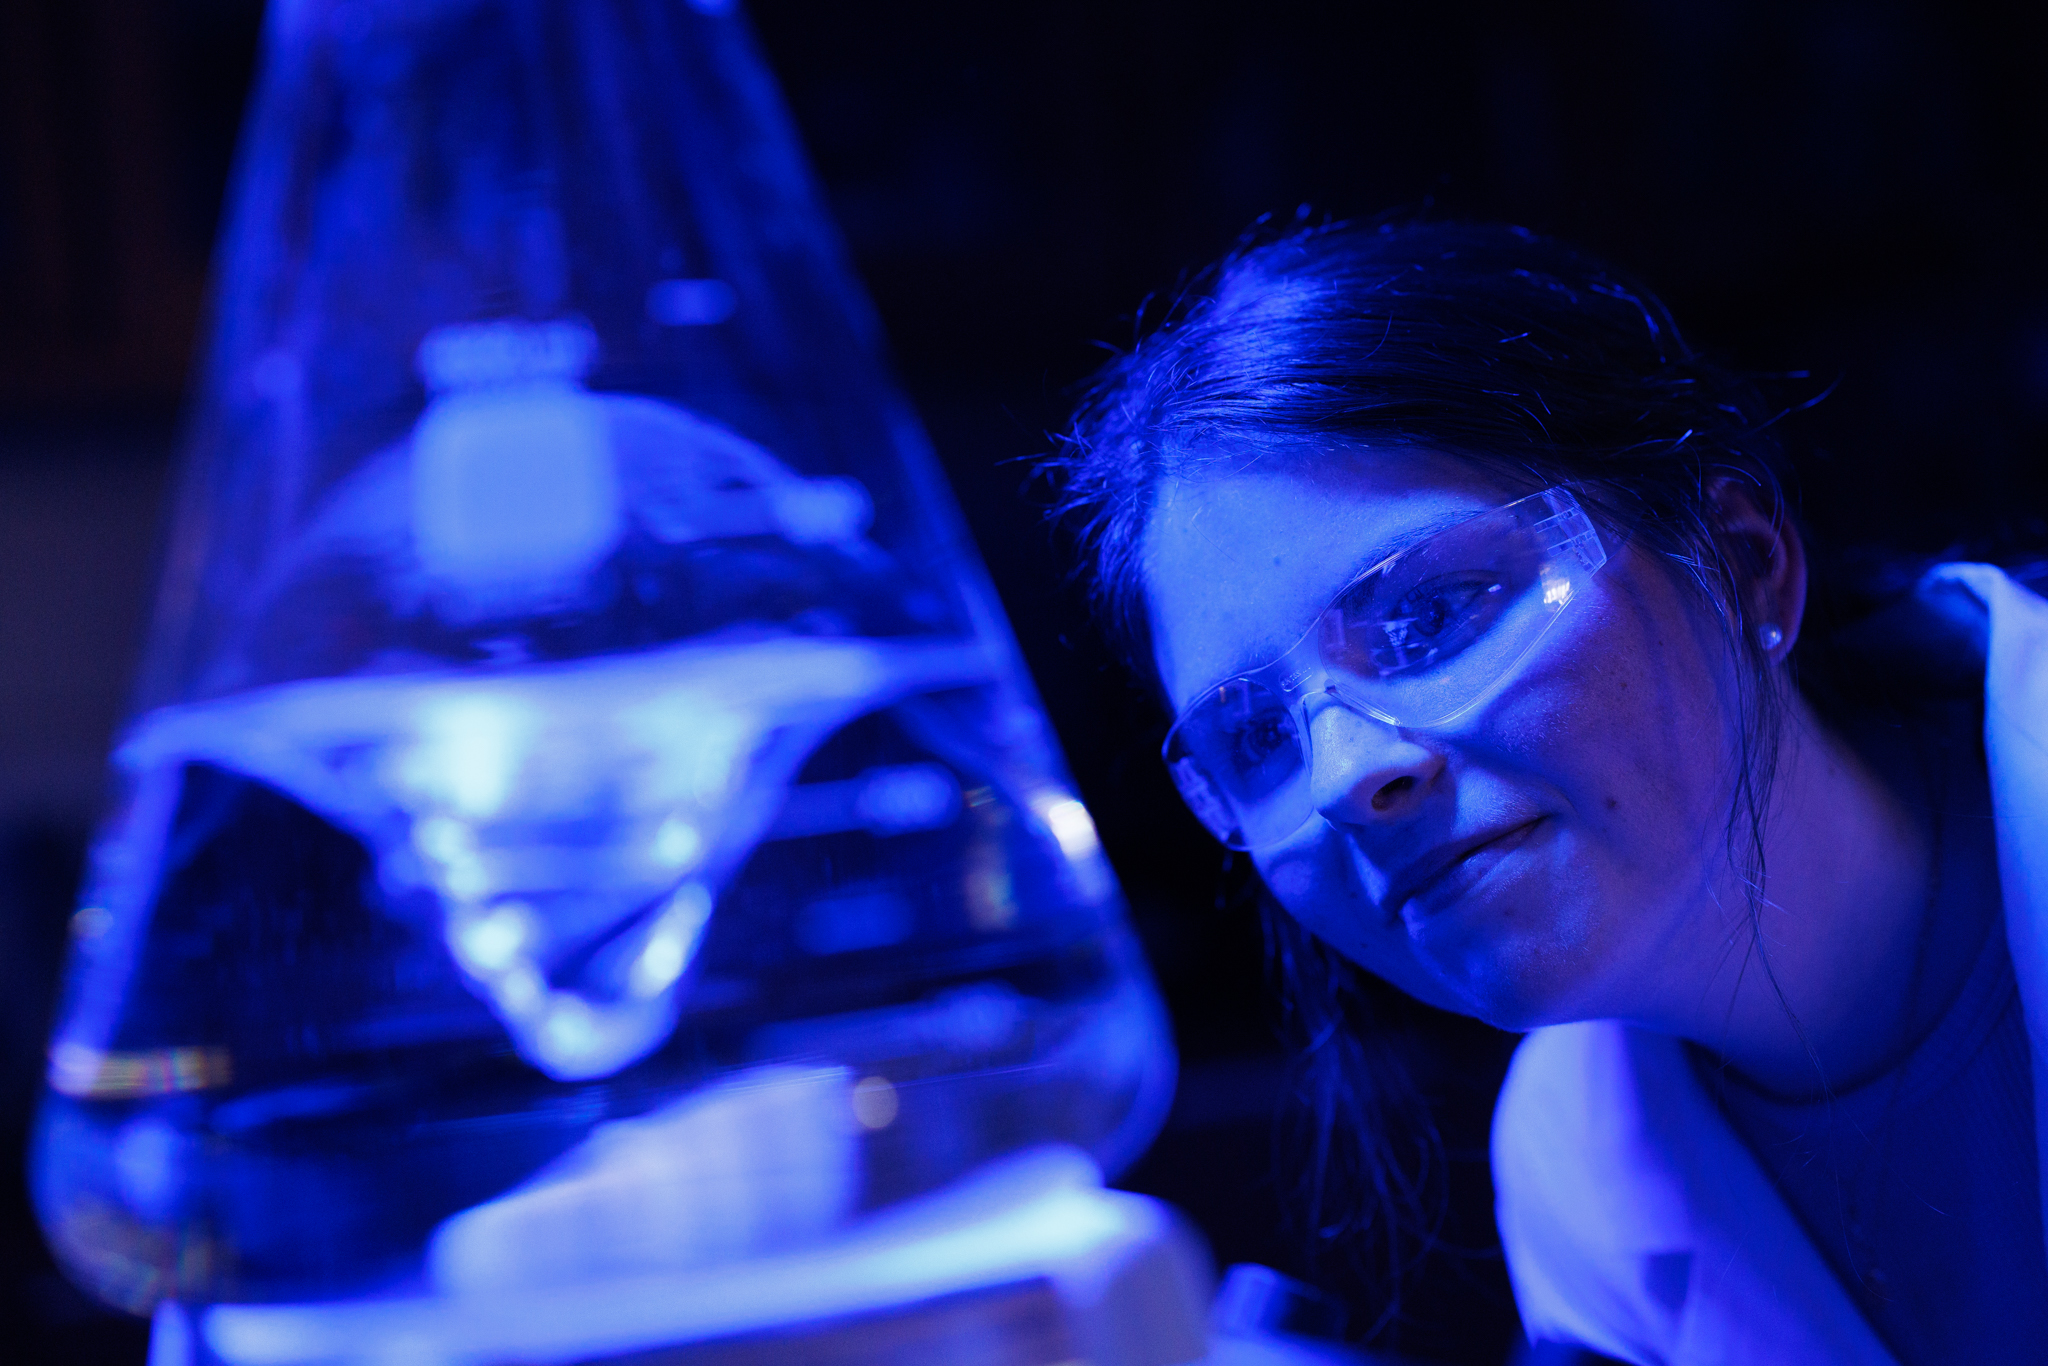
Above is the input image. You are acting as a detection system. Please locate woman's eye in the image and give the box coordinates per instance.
[1204,704,1286,778]
[1226,710,1296,769]
[1395,578,1496,635]
[1372,575,1505,668]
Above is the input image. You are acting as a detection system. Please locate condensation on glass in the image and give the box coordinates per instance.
[33,0,1173,1315]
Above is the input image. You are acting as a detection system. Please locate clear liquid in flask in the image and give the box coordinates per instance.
[35,648,1162,1309]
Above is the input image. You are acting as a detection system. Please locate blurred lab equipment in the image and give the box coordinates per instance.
[31,0,1179,1357]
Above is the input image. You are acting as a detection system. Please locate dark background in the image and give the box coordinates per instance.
[1,0,2044,1361]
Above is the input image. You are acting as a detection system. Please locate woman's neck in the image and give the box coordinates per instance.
[1670,695,1993,1097]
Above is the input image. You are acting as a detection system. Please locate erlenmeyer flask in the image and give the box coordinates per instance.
[32,0,1173,1316]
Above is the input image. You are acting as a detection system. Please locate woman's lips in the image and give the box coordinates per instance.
[1388,819,1544,926]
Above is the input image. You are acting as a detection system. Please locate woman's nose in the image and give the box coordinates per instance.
[1306,700,1445,826]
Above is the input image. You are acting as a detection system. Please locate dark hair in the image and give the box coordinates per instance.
[1042,217,1809,1310]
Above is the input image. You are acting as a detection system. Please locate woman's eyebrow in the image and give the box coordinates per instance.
[1342,508,1482,584]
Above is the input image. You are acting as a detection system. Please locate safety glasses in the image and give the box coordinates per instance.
[1161,488,1608,850]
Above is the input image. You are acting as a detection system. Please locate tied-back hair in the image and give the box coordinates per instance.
[1040,217,1810,1312]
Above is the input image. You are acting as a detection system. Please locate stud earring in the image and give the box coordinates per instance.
[1758,623,1785,651]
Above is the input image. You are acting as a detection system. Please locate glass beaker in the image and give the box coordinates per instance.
[32,0,1173,1316]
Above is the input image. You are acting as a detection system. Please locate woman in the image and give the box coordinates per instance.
[1044,220,2048,1363]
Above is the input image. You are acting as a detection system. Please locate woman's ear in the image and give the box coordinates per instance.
[1706,475,1807,660]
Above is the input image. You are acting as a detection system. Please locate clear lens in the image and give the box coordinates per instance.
[1162,490,1605,850]
[1163,679,1307,848]
[1322,503,1569,727]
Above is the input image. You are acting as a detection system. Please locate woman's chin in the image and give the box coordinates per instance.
[1408,888,1616,1029]
[1270,820,1634,1028]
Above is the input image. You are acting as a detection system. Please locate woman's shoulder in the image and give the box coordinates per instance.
[1490,1023,1698,1362]
[1922,562,2048,687]
[1493,1023,1697,1251]
[1491,1024,1903,1365]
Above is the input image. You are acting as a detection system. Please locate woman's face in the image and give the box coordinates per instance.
[1143,447,1745,1029]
